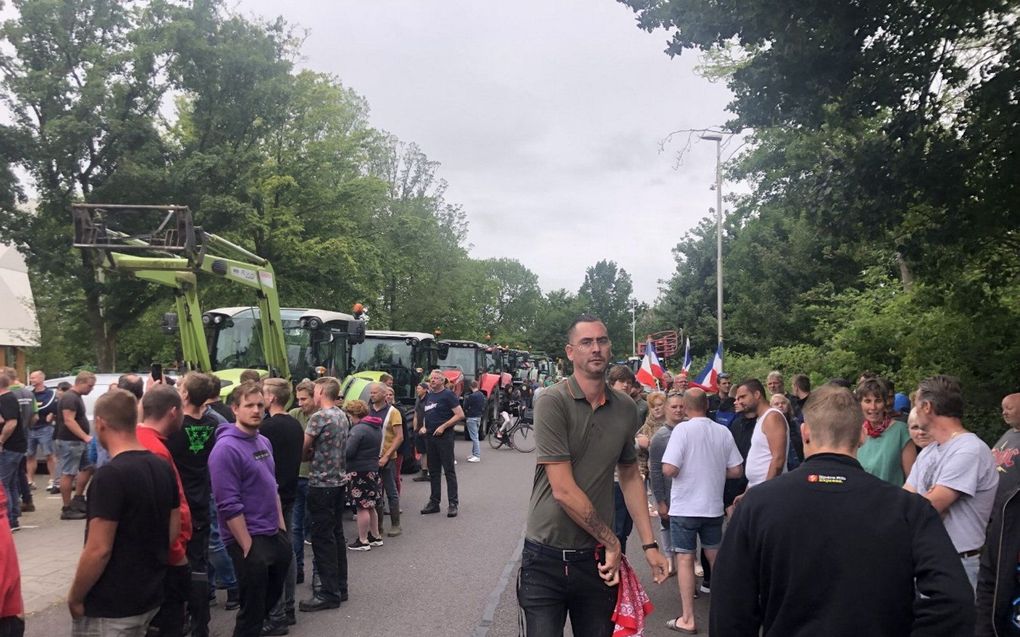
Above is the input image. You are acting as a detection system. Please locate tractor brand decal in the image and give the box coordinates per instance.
[229,265,258,284]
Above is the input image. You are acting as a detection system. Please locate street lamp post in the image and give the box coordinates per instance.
[700,133,724,346]
[629,305,636,356]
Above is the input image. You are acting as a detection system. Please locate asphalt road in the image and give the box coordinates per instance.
[22,437,711,636]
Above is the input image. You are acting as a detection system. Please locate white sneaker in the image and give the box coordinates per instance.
[467,456,480,463]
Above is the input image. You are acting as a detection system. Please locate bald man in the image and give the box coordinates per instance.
[976,392,1020,635]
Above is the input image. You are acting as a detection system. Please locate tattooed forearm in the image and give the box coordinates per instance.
[562,499,618,549]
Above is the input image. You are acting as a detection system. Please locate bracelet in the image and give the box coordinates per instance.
[641,541,659,551]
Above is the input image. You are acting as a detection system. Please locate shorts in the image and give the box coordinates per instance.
[27,426,54,457]
[54,439,86,476]
[669,515,724,553]
[346,471,381,510]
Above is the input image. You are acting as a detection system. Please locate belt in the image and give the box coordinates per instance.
[959,548,983,558]
[523,539,603,562]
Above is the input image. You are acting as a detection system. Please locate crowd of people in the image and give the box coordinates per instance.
[0,364,469,637]
[519,314,1020,637]
[3,313,1020,636]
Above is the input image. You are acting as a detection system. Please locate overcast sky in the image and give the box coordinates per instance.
[238,0,736,304]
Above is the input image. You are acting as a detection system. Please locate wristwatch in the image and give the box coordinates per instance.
[641,541,659,551]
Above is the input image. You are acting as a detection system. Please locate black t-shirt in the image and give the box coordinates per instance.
[992,428,1020,508]
[165,413,219,526]
[33,387,58,427]
[207,400,233,423]
[260,413,304,508]
[0,392,26,453]
[84,450,178,618]
[464,391,486,418]
[55,389,89,441]
[422,389,459,432]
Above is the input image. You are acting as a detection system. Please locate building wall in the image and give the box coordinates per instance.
[0,346,27,383]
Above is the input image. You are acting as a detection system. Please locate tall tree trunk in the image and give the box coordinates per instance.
[80,253,115,371]
[896,251,914,291]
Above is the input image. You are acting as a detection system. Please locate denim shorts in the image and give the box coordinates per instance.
[55,439,86,476]
[27,426,54,457]
[669,515,724,553]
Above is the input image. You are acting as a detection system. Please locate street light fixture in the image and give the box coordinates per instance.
[700,133,724,347]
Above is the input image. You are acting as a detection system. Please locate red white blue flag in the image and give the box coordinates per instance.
[692,342,724,393]
[682,337,692,373]
[635,339,664,388]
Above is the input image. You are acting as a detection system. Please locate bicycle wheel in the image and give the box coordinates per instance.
[511,422,536,453]
[487,422,505,449]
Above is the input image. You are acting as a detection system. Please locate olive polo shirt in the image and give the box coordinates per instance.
[525,376,640,549]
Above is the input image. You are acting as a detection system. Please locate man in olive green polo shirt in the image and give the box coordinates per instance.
[518,314,669,637]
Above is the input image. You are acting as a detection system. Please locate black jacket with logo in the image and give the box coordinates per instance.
[711,453,974,637]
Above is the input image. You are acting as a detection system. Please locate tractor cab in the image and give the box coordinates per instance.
[345,330,439,407]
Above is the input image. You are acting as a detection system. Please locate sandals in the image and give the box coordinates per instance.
[665,617,698,634]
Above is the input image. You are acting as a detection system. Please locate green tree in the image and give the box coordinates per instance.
[0,0,180,370]
[478,258,542,343]
[577,260,635,353]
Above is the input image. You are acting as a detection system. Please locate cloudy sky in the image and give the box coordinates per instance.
[238,0,736,303]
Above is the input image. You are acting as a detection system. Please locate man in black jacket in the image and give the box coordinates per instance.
[976,391,1020,636]
[711,384,973,637]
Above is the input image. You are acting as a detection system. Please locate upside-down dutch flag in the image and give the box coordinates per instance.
[635,339,665,388]
[691,342,724,393]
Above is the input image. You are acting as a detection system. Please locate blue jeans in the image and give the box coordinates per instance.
[291,477,309,579]
[207,497,237,590]
[466,417,481,457]
[670,515,724,553]
[0,450,24,526]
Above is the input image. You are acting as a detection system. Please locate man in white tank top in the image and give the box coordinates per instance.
[734,379,788,493]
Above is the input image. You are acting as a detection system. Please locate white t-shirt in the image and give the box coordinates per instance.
[662,416,744,517]
[746,407,788,488]
[905,431,998,553]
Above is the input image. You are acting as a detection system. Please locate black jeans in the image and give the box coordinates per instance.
[226,532,292,637]
[426,429,458,506]
[516,541,617,637]
[186,522,210,637]
[150,563,191,637]
[307,485,348,603]
[612,482,633,554]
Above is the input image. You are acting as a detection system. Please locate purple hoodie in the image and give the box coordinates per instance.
[209,423,280,545]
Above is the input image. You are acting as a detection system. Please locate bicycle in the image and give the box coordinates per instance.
[487,400,536,453]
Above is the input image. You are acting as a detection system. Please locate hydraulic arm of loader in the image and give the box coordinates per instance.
[72,203,290,380]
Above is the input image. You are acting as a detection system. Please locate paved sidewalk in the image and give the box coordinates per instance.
[10,475,85,616]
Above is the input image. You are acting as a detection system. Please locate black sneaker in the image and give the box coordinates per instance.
[298,596,340,612]
[367,534,383,547]
[411,471,430,482]
[420,503,441,515]
[285,610,296,626]
[447,505,458,518]
[261,621,289,636]
[61,506,86,520]
[347,539,371,551]
[70,495,87,512]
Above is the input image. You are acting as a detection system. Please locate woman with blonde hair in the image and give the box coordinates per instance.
[636,391,668,481]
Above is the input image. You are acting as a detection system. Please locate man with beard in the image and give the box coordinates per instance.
[733,379,788,496]
[518,315,669,637]
[210,382,291,637]
[165,372,220,637]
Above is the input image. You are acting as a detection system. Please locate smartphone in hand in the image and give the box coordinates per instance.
[151,363,163,383]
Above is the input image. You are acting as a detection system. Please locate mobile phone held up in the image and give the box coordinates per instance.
[151,363,163,383]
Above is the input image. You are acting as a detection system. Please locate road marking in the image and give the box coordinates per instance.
[473,525,526,636]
